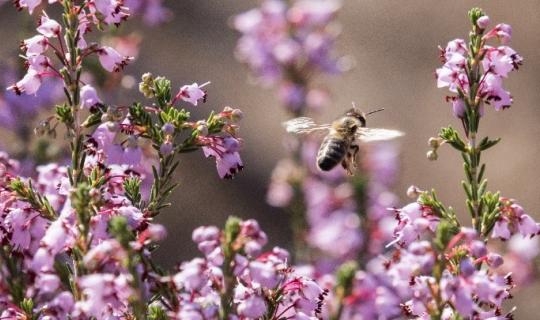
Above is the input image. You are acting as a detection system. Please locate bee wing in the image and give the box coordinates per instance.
[282,117,332,135]
[356,127,404,142]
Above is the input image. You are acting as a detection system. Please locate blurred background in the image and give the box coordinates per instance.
[1,0,539,317]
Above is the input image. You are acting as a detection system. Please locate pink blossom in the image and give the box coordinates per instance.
[451,98,466,118]
[485,23,512,44]
[80,84,102,109]
[173,258,209,291]
[8,69,42,95]
[75,273,132,318]
[27,54,50,72]
[98,46,132,72]
[37,15,62,37]
[177,82,210,106]
[89,0,129,25]
[482,46,522,77]
[22,35,48,55]
[13,0,41,14]
[235,286,267,318]
[202,136,244,179]
[476,16,490,29]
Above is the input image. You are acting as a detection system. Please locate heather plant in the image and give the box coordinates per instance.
[378,9,536,318]
[0,0,309,318]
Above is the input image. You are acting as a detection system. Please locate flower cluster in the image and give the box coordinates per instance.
[366,9,539,319]
[436,13,523,117]
[384,227,515,319]
[234,0,348,112]
[167,217,326,319]
[9,5,132,96]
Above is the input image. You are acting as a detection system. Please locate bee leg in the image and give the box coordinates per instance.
[349,145,360,171]
[342,150,356,175]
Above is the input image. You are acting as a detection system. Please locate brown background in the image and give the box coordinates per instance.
[1,1,539,318]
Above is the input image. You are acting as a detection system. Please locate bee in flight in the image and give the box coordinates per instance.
[283,105,403,175]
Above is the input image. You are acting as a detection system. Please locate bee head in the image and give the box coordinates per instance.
[346,103,385,127]
[345,107,366,127]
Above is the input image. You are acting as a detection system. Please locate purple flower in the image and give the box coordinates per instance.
[80,84,102,109]
[176,82,209,106]
[98,46,133,72]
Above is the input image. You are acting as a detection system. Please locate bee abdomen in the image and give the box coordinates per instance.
[317,137,347,171]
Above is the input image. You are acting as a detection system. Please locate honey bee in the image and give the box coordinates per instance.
[283,105,403,175]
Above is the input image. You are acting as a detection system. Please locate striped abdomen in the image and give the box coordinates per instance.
[316,135,348,171]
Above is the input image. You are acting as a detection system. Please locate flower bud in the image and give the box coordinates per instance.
[427,150,438,161]
[196,120,208,136]
[452,98,466,119]
[470,241,487,258]
[139,72,155,98]
[460,258,475,277]
[161,123,175,135]
[428,137,440,149]
[148,224,167,242]
[476,16,490,29]
[487,253,504,268]
[160,141,173,155]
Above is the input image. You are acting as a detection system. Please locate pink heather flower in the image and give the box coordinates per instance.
[492,218,511,240]
[174,258,209,291]
[8,69,42,95]
[146,223,167,242]
[27,54,51,72]
[388,203,439,247]
[80,84,102,109]
[89,0,129,25]
[249,260,281,288]
[77,11,91,49]
[98,46,132,72]
[14,0,41,14]
[451,98,466,118]
[482,46,523,78]
[202,136,244,179]
[21,35,48,55]
[35,273,61,293]
[75,273,132,318]
[235,285,267,318]
[117,205,144,228]
[177,82,210,106]
[492,200,539,240]
[192,225,220,243]
[37,14,62,37]
[485,23,512,44]
[83,239,127,270]
[476,16,490,29]
[480,73,512,110]
[508,235,540,261]
[486,253,504,268]
[435,65,468,93]
[443,39,468,57]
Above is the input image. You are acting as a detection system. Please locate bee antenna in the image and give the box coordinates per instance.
[365,108,385,116]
